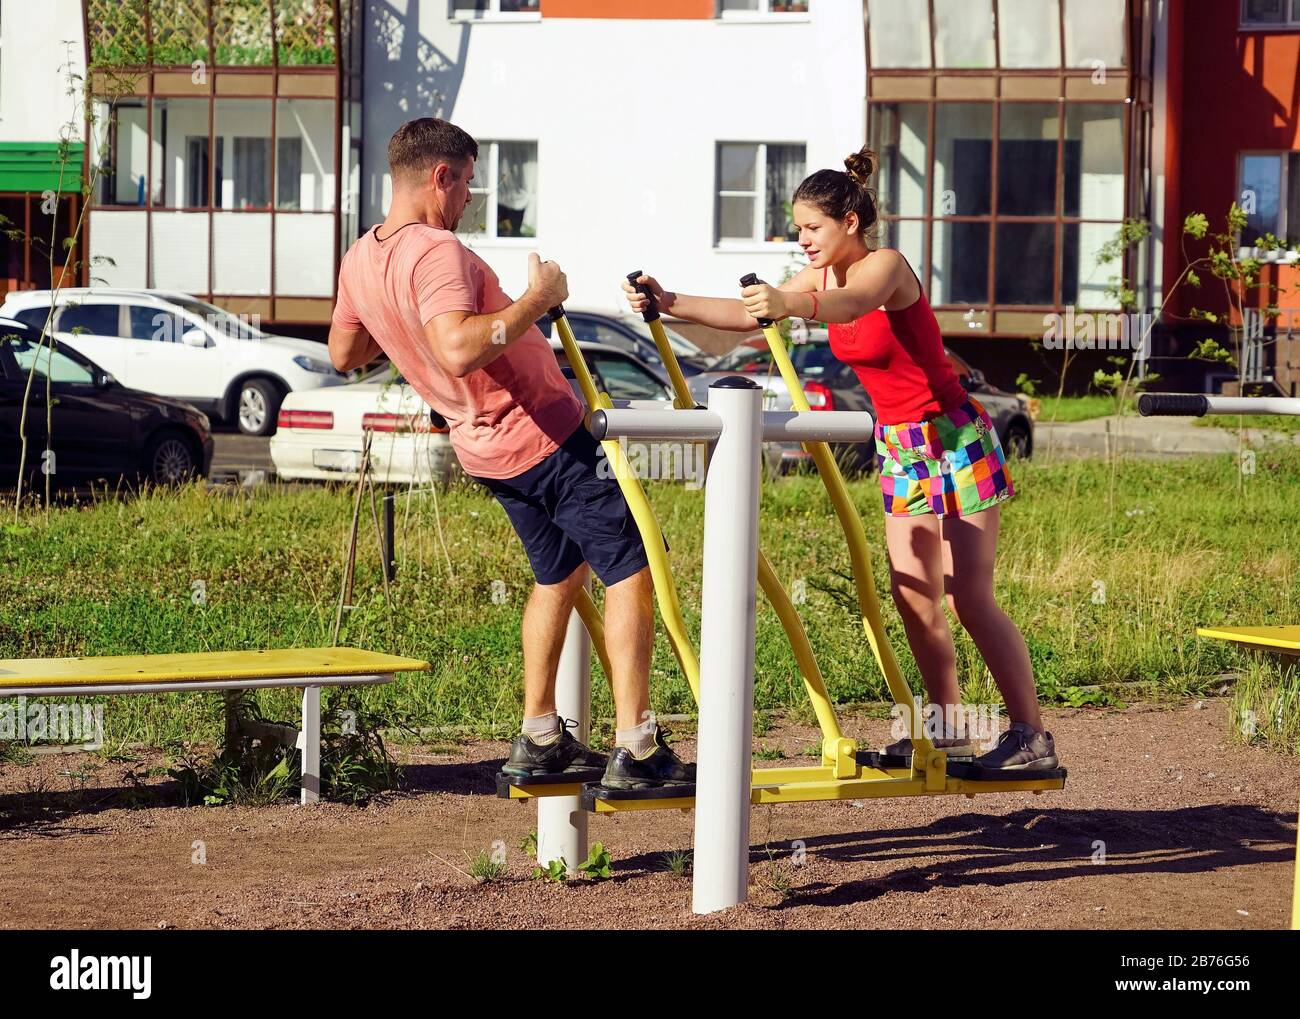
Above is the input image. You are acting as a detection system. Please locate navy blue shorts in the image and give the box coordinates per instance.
[470,424,655,587]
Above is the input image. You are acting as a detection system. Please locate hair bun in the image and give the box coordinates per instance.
[844,146,877,187]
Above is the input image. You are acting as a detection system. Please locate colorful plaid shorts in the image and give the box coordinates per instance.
[876,397,1015,517]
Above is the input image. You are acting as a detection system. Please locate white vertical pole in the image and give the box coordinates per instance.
[301,684,321,805]
[537,579,591,874]
[692,379,763,914]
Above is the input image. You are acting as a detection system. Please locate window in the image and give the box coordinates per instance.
[1241,0,1300,27]
[58,303,121,337]
[276,137,304,210]
[589,354,670,402]
[1064,0,1126,67]
[875,99,1126,311]
[463,141,538,239]
[868,0,929,67]
[719,0,810,14]
[933,0,995,69]
[568,318,638,354]
[716,142,806,244]
[11,307,56,332]
[867,0,1126,70]
[999,0,1061,68]
[185,137,218,207]
[1239,152,1300,246]
[126,305,189,343]
[7,336,95,385]
[215,99,273,210]
[232,138,272,209]
[451,0,540,18]
[94,101,149,206]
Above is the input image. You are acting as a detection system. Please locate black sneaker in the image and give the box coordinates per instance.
[501,718,607,778]
[972,722,1059,771]
[600,725,696,790]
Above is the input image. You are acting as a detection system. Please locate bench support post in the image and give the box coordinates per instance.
[301,685,321,805]
[537,581,591,874]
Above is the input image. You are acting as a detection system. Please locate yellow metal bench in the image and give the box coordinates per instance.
[1197,624,1300,929]
[0,647,429,804]
[1197,625,1300,658]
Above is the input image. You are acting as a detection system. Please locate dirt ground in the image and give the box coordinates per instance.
[1,699,1296,930]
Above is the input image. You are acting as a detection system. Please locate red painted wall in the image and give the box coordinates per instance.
[541,0,715,17]
[1167,0,1300,319]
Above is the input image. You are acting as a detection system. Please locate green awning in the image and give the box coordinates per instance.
[0,142,85,193]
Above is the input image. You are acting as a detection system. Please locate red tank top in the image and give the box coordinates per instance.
[824,260,965,425]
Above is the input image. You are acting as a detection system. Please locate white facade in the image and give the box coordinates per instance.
[362,2,866,312]
[0,0,86,143]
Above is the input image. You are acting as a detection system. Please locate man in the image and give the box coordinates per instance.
[328,118,691,790]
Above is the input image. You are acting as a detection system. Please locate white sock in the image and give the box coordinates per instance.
[616,713,658,758]
[522,711,561,745]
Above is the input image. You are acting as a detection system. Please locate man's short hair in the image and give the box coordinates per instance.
[387,118,479,188]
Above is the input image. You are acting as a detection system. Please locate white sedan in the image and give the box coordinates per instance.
[270,339,681,485]
[0,288,349,436]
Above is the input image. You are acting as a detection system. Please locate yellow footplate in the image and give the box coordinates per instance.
[574,761,1066,812]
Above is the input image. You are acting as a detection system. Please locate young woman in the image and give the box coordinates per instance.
[622,146,1057,771]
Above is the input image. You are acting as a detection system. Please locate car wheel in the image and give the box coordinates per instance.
[237,378,282,436]
[1003,420,1032,460]
[142,430,199,487]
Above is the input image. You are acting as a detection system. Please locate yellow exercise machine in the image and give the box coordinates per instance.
[501,272,1066,816]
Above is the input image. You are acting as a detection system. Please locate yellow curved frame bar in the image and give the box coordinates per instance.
[758,322,929,753]
[643,317,848,764]
[553,312,701,702]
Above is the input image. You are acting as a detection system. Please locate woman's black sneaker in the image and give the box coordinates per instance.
[501,717,607,777]
[600,725,696,790]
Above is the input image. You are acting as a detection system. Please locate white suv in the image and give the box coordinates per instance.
[0,289,348,435]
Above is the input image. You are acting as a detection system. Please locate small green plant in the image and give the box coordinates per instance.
[467,849,507,883]
[576,842,613,880]
[0,741,34,766]
[519,829,538,860]
[658,849,692,878]
[765,850,794,899]
[532,858,569,883]
[754,746,783,761]
[1015,372,1041,397]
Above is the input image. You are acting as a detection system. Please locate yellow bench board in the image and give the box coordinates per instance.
[1197,625,1300,657]
[0,647,430,689]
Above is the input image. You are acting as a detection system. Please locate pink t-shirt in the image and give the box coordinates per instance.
[332,224,583,479]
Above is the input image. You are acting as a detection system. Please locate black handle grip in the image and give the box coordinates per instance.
[1137,393,1210,417]
[627,269,660,323]
[739,273,774,327]
[547,304,566,322]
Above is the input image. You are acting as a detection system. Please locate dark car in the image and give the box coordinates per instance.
[688,331,1034,474]
[0,319,214,493]
[535,310,713,382]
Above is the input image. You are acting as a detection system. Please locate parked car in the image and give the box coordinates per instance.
[688,331,1035,474]
[534,310,713,382]
[0,317,214,492]
[0,288,348,437]
[270,339,766,485]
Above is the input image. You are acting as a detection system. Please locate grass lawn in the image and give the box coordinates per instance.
[1,446,1297,758]
[1194,414,1300,435]
[1034,394,1134,422]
